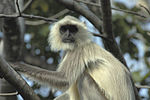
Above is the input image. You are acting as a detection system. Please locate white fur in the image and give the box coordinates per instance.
[48,16,93,51]
[64,42,135,100]
[86,43,135,100]
[49,16,136,100]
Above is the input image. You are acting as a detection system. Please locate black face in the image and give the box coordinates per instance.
[60,25,78,43]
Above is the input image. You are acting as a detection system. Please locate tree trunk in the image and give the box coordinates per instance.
[0,0,24,100]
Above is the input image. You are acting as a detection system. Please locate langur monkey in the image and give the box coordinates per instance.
[11,16,137,100]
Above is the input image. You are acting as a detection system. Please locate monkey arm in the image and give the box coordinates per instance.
[9,49,86,91]
[9,62,69,90]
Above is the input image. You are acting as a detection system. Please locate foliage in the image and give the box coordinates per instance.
[113,2,150,99]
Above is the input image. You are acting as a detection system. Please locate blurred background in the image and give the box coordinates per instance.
[0,0,150,100]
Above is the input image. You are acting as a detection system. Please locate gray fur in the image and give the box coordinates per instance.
[11,16,137,100]
[77,72,107,100]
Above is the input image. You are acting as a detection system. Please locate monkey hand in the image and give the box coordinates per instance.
[8,62,23,72]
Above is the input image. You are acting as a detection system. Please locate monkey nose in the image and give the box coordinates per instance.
[66,30,71,37]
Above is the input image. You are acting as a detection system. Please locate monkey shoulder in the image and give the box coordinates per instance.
[82,43,135,100]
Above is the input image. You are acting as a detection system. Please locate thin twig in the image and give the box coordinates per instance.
[76,0,146,18]
[139,4,150,15]
[112,7,146,18]
[0,91,18,96]
[22,0,33,12]
[0,14,18,18]
[22,13,57,22]
[16,0,22,16]
[92,33,110,40]
[76,0,101,7]
[0,56,40,100]
[0,0,56,22]
[51,9,70,18]
[135,84,150,89]
[57,0,103,34]
[0,13,57,22]
[25,9,70,25]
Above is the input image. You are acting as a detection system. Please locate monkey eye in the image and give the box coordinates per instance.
[69,25,78,33]
[60,25,78,34]
[60,26,67,34]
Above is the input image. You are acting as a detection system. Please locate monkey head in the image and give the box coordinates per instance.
[48,16,93,51]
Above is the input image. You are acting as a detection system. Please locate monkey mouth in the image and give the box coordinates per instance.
[63,39,75,43]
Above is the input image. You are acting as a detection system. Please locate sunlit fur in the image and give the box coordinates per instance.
[48,16,93,51]
[50,16,135,100]
[57,42,135,100]
[13,16,136,100]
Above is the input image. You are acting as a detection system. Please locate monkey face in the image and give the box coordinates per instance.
[49,16,93,51]
[60,25,78,43]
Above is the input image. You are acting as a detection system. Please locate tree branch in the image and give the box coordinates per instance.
[76,0,146,18]
[25,9,70,25]
[0,13,57,22]
[140,4,150,15]
[16,0,22,16]
[0,56,40,100]
[0,14,105,39]
[92,33,110,40]
[0,91,18,96]
[22,0,33,12]
[56,0,103,34]
[100,1,141,100]
[100,0,127,66]
[135,84,150,89]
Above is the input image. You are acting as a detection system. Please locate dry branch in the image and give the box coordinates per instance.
[16,0,22,16]
[140,4,150,15]
[100,0,127,66]
[25,9,70,25]
[56,0,103,34]
[135,84,150,89]
[22,0,33,12]
[0,56,40,100]
[76,0,146,18]
[0,0,56,22]
[0,91,18,96]
[0,13,57,22]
